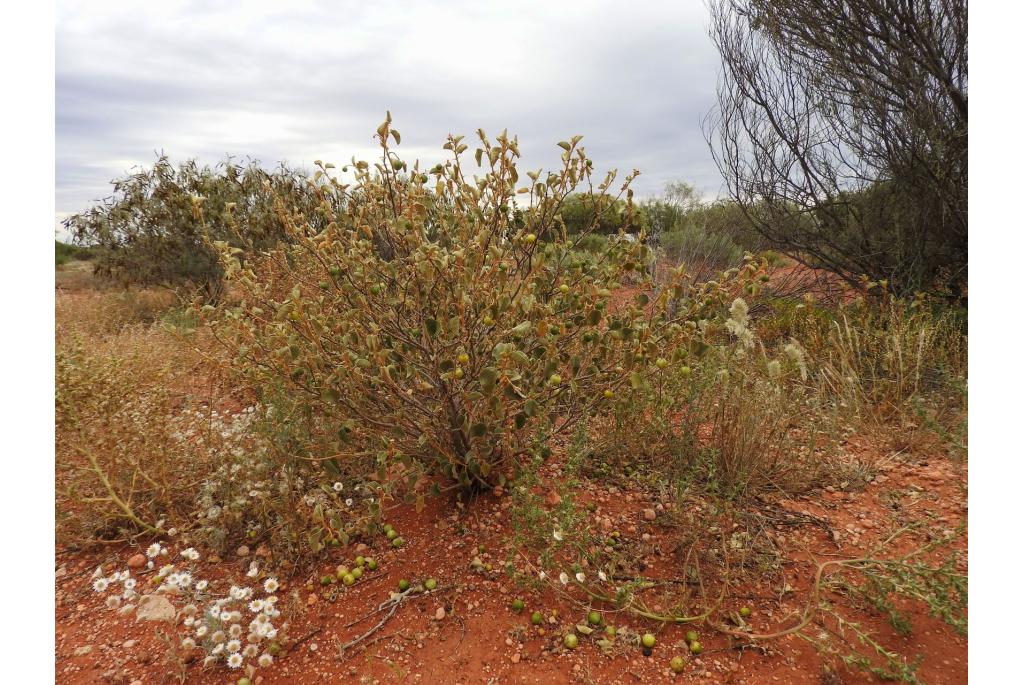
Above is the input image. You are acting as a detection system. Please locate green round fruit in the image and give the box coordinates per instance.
[320,575,332,586]
[342,573,355,586]
[398,579,410,592]
[351,567,363,580]
[685,630,699,644]
[454,368,464,379]
[549,374,562,386]
[511,599,525,613]
[268,642,282,656]
[355,556,366,567]
[392,536,404,548]
[559,284,570,294]
[524,233,537,244]
[336,565,349,578]
[425,578,437,591]
[641,633,656,649]
[563,633,578,649]
[458,353,470,364]
[605,625,616,637]
[531,611,543,625]
[655,357,668,369]
[587,610,602,625]
[670,656,685,673]
[367,558,378,571]
[689,641,703,655]
[238,678,252,685]
[739,606,752,618]
[386,529,398,540]
[383,523,394,533]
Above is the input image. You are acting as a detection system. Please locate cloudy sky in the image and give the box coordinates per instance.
[56,0,723,232]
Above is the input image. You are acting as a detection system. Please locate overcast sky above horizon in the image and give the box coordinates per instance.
[56,0,724,233]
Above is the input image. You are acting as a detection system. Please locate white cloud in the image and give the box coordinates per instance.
[56,0,723,230]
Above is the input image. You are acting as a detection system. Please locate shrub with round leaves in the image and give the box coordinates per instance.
[215,115,755,492]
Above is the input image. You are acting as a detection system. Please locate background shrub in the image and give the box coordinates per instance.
[62,156,333,299]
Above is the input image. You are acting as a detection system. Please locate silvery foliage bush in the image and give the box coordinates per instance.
[215,115,751,495]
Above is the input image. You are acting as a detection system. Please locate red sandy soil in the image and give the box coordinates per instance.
[55,437,966,685]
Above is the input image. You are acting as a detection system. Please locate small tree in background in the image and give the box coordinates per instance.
[705,0,967,298]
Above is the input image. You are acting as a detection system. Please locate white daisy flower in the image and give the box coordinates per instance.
[181,548,200,561]
[209,606,221,619]
[265,628,278,640]
[263,578,279,593]
[249,599,265,613]
[345,498,354,507]
[92,578,109,592]
[195,625,209,638]
[229,624,243,638]
[243,644,258,658]
[124,578,137,590]
[558,572,569,585]
[105,596,120,609]
[258,653,273,667]
[210,630,226,644]
[227,653,243,668]
[246,564,259,578]
[226,639,241,653]
[575,572,586,583]
[181,637,196,650]
[195,580,208,591]
[333,482,344,492]
[211,643,224,656]
[146,543,162,558]
[598,571,608,582]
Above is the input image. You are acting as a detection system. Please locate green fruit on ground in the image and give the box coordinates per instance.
[238,678,252,685]
[549,374,562,385]
[336,566,349,578]
[739,606,752,618]
[454,368,464,379]
[603,389,614,398]
[531,611,543,625]
[351,567,363,579]
[458,353,470,364]
[425,578,437,590]
[355,556,366,567]
[605,625,616,637]
[689,641,703,655]
[320,575,332,585]
[685,630,699,644]
[587,610,602,625]
[641,633,656,649]
[511,599,525,612]
[386,529,398,540]
[524,233,537,244]
[670,656,685,673]
[268,642,282,656]
[367,559,378,570]
[383,523,393,532]
[398,579,410,592]
[342,574,355,586]
[559,284,570,294]
[655,357,668,368]
[392,536,404,548]
[563,633,578,649]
